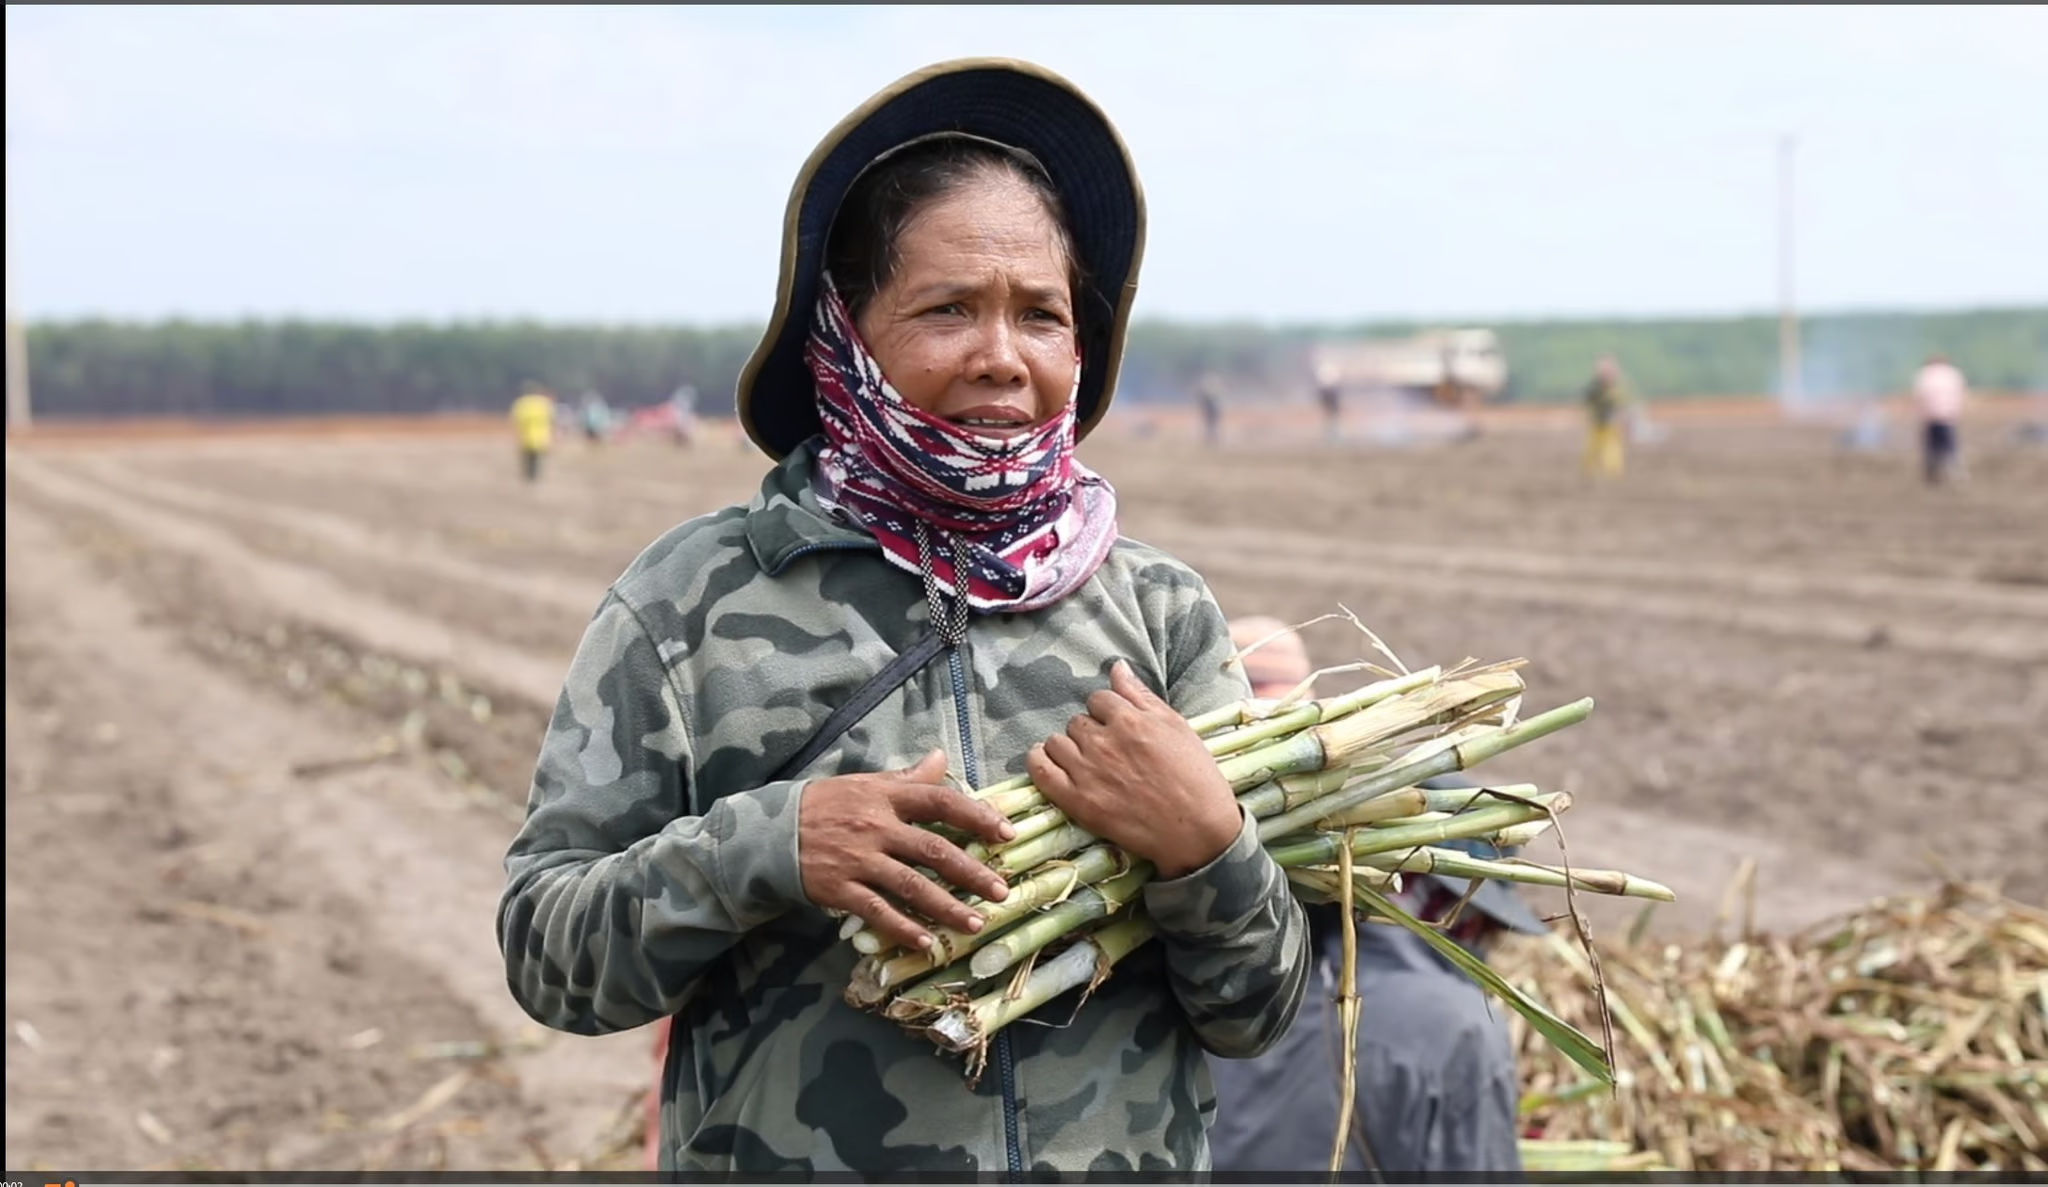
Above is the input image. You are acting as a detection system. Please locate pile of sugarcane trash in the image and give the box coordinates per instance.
[1505,873,2046,1172]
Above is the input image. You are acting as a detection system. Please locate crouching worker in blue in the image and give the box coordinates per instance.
[1209,616,1544,1176]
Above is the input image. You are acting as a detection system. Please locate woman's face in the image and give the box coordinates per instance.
[854,171,1078,441]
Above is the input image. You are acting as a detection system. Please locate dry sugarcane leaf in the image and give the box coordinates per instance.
[1353,882,1612,1085]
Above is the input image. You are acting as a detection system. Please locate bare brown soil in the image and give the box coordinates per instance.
[7,409,2045,1170]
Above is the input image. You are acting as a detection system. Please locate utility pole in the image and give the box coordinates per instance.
[5,131,29,431]
[1777,133,1800,410]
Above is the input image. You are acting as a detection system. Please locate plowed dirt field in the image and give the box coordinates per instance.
[8,408,2044,1170]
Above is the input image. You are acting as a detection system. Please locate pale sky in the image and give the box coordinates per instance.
[7,4,2045,326]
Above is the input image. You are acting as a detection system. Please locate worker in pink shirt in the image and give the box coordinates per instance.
[1911,353,1969,485]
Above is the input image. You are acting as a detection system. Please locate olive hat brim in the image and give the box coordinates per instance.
[735,57,1146,461]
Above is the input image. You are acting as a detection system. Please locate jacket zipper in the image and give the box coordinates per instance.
[784,535,1021,1170]
[947,640,1023,1176]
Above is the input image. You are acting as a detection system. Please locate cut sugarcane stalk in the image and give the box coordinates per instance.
[1318,783,1547,830]
[1342,794,1567,856]
[969,773,1035,801]
[1286,866,1398,902]
[927,911,1156,1053]
[963,804,1068,863]
[969,862,1155,980]
[1261,798,1548,863]
[845,948,948,1007]
[880,953,986,1023]
[1490,815,1564,848]
[1235,722,1494,820]
[1256,698,1592,843]
[1202,666,1442,758]
[978,784,1047,820]
[1356,844,1676,902]
[1186,701,1254,738]
[1201,702,1324,757]
[846,845,1129,966]
[989,823,1102,876]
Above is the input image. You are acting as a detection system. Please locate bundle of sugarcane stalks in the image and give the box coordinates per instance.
[1500,876,2048,1173]
[834,638,1673,1088]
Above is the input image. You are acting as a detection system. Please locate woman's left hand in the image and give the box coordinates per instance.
[1027,660,1244,880]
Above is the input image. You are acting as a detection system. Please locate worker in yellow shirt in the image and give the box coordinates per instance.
[509,383,556,484]
[1582,355,1631,479]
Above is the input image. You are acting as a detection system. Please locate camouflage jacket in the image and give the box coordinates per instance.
[498,441,1309,1174]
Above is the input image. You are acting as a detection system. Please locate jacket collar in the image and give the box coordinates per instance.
[744,436,881,576]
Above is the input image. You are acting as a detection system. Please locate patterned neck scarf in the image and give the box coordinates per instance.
[807,277,1119,639]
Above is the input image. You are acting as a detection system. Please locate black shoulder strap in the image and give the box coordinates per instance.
[767,628,948,784]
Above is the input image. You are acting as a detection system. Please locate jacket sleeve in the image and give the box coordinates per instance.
[1138,576,1310,1058]
[496,591,809,1035]
[1204,962,1345,1172]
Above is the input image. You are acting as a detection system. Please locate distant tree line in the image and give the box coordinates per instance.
[16,320,759,422]
[15,307,2044,422]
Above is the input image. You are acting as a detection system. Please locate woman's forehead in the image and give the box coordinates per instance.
[892,185,1074,274]
[910,167,1056,220]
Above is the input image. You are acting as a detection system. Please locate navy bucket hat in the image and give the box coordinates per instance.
[1423,836,1551,937]
[735,58,1147,461]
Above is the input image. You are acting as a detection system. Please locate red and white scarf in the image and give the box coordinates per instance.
[807,279,1118,620]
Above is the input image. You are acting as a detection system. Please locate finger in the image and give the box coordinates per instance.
[897,782,1017,848]
[1031,738,1082,794]
[886,820,1010,906]
[1067,711,1104,744]
[836,882,941,953]
[1109,659,1163,707]
[1085,687,1131,724]
[895,748,950,783]
[872,850,996,934]
[1043,731,1086,774]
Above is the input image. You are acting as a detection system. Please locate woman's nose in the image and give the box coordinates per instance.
[968,317,1028,386]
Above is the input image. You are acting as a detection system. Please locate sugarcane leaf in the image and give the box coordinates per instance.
[1352,883,1614,1085]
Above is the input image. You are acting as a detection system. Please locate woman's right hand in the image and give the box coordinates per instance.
[798,749,1015,952]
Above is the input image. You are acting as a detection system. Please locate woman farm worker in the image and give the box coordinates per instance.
[497,58,1308,1174]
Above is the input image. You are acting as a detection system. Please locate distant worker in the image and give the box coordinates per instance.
[509,383,556,484]
[1315,363,1343,445]
[670,383,699,447]
[580,390,613,444]
[1582,355,1630,478]
[1911,353,1968,485]
[1437,345,1483,441]
[1197,373,1226,447]
[1208,614,1541,1177]
[1840,400,1888,454]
